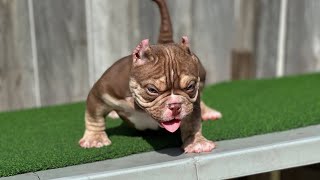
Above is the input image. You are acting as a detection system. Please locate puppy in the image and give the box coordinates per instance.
[79,0,221,153]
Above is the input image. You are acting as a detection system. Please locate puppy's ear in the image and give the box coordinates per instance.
[181,36,192,55]
[132,39,152,66]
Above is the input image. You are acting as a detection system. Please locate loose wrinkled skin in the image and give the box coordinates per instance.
[129,42,199,122]
[79,0,222,153]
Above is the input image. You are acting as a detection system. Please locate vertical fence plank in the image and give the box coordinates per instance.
[87,0,234,85]
[2,0,320,112]
[136,0,194,45]
[0,0,37,111]
[87,0,163,83]
[285,0,320,74]
[166,0,193,42]
[191,0,235,84]
[87,0,133,83]
[127,1,141,49]
[33,0,89,106]
[137,0,159,44]
[232,0,256,80]
[255,0,281,78]
[234,0,256,51]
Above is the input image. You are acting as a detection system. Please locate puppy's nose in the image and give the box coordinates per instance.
[168,103,181,116]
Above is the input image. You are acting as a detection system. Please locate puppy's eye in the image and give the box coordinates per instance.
[146,85,159,95]
[186,81,196,92]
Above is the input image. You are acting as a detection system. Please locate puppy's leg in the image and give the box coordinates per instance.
[200,101,222,121]
[79,93,111,148]
[181,102,215,153]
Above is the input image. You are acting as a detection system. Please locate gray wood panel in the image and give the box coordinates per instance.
[167,0,193,43]
[232,0,256,80]
[135,0,194,48]
[137,0,159,44]
[88,0,234,85]
[134,0,193,47]
[0,0,37,111]
[285,0,320,75]
[87,0,134,84]
[2,0,320,113]
[191,0,235,84]
[87,0,188,83]
[234,0,256,51]
[255,0,281,78]
[33,0,89,105]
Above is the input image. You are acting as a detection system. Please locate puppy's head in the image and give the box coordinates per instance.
[129,37,200,133]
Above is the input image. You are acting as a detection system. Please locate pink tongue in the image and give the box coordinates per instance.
[161,119,181,133]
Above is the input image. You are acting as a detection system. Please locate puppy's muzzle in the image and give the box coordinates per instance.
[168,103,181,117]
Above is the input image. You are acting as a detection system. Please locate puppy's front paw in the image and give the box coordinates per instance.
[183,138,215,153]
[79,130,111,148]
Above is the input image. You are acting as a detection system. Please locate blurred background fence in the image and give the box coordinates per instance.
[0,0,319,112]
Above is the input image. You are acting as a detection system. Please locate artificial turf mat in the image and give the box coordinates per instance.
[1,73,320,177]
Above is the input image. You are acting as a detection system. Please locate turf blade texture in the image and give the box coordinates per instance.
[0,73,320,177]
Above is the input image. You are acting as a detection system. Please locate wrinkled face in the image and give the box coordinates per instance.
[129,39,200,132]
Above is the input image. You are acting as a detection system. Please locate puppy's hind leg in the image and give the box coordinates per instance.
[200,101,222,121]
[79,93,112,148]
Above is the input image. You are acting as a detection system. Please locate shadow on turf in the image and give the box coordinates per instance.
[107,122,184,156]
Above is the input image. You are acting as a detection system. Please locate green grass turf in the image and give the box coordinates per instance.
[1,73,320,177]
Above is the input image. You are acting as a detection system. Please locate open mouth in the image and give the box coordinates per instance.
[160,119,181,133]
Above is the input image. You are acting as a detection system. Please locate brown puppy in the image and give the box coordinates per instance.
[79,0,221,153]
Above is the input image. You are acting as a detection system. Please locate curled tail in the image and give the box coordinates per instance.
[152,0,174,44]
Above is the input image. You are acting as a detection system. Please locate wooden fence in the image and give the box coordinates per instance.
[0,0,319,112]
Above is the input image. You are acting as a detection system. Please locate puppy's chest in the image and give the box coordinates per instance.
[103,94,159,130]
[123,110,160,131]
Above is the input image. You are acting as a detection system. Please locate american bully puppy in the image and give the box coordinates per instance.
[79,0,222,153]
